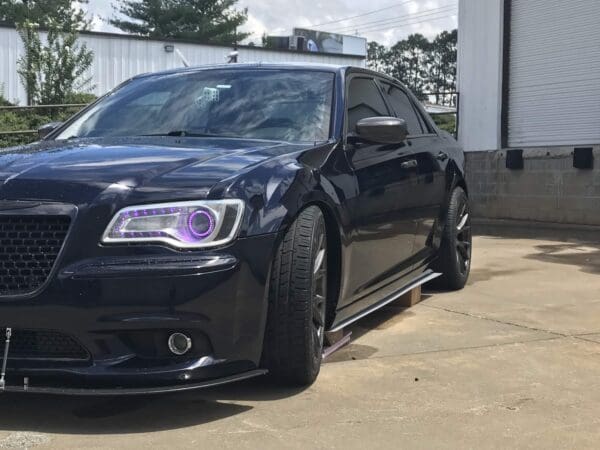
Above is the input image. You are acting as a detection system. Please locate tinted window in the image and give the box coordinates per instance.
[347,78,390,133]
[56,70,334,143]
[380,82,424,135]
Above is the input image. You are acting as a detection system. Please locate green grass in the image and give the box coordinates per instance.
[431,113,457,135]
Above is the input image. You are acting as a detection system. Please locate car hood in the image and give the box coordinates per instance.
[0,137,311,204]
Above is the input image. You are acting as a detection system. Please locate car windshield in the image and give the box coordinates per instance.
[56,69,335,143]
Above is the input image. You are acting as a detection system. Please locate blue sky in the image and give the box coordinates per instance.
[84,0,458,46]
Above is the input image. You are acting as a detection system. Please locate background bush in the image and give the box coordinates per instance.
[431,114,457,134]
[0,91,91,148]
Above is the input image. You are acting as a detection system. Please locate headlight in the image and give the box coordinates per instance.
[102,200,244,249]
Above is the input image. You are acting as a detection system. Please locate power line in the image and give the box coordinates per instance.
[353,12,457,35]
[311,0,414,28]
[330,7,456,35]
[330,4,456,34]
[359,14,454,34]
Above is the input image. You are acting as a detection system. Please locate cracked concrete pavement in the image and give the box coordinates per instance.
[0,228,599,449]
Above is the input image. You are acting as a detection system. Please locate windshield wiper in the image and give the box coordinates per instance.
[140,131,229,138]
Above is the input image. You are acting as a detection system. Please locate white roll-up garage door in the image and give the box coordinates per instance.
[508,0,600,148]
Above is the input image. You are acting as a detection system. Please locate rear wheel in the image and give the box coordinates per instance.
[262,206,327,385]
[432,187,472,290]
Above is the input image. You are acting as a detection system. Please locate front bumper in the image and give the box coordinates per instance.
[0,232,278,395]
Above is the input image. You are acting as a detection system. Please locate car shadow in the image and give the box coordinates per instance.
[0,299,425,435]
[0,392,248,434]
[0,378,308,435]
[324,297,421,363]
[0,287,443,435]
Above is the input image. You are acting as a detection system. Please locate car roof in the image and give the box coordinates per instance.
[133,62,393,82]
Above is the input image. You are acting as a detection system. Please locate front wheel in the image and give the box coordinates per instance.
[262,206,327,386]
[432,187,472,290]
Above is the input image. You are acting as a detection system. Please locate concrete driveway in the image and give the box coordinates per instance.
[1,228,599,449]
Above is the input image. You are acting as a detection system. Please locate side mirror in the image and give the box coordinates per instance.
[38,122,63,140]
[354,117,408,145]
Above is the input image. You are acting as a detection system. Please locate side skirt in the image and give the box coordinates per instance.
[328,270,441,333]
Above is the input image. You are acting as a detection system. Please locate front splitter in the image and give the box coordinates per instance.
[0,369,267,396]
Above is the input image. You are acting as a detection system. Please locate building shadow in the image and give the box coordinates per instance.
[525,242,600,275]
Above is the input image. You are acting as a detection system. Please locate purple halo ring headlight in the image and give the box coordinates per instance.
[102,199,244,249]
[187,208,216,239]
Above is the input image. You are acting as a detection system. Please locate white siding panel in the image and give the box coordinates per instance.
[508,0,600,147]
[0,27,26,104]
[0,27,365,105]
[457,0,505,151]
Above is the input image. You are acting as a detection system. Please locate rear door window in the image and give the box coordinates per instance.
[379,82,424,136]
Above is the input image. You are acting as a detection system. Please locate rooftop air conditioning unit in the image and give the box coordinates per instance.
[289,36,306,51]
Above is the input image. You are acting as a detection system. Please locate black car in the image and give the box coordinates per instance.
[0,64,471,395]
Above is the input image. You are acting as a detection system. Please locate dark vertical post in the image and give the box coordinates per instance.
[500,0,512,149]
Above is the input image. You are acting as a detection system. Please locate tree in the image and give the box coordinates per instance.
[367,42,390,74]
[4,1,94,105]
[367,30,457,103]
[429,29,457,105]
[390,34,430,99]
[110,0,249,45]
[17,19,94,105]
[0,0,89,30]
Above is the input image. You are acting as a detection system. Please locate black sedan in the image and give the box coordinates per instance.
[0,64,471,395]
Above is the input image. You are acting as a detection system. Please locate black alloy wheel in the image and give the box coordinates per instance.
[432,187,472,290]
[262,206,328,385]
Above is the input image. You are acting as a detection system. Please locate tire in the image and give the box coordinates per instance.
[432,187,472,290]
[262,206,328,386]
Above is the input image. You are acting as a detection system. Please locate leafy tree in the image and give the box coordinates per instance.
[429,29,457,105]
[17,18,94,105]
[3,1,94,105]
[367,29,458,104]
[0,84,13,106]
[110,0,249,45]
[390,34,430,99]
[367,42,390,74]
[0,0,89,30]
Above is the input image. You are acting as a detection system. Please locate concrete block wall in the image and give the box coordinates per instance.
[465,146,600,226]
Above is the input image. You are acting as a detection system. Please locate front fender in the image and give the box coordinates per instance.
[223,143,351,240]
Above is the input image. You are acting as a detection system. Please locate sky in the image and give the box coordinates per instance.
[84,0,458,47]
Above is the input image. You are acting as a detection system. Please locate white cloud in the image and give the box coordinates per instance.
[83,0,457,46]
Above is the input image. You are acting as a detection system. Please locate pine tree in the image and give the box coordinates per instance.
[110,0,249,45]
[0,0,89,30]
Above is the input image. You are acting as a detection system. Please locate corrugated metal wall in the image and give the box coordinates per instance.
[508,0,600,147]
[0,26,365,105]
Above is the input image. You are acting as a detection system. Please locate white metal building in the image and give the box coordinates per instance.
[459,0,600,151]
[458,0,600,226]
[0,25,366,105]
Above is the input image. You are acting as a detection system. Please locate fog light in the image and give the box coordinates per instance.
[168,333,192,355]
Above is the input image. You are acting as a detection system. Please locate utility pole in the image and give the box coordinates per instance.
[228,26,239,63]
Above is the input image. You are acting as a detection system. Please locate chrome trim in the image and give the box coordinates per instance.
[329,270,442,333]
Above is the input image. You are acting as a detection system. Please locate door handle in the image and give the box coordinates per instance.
[400,159,418,170]
[436,151,449,162]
